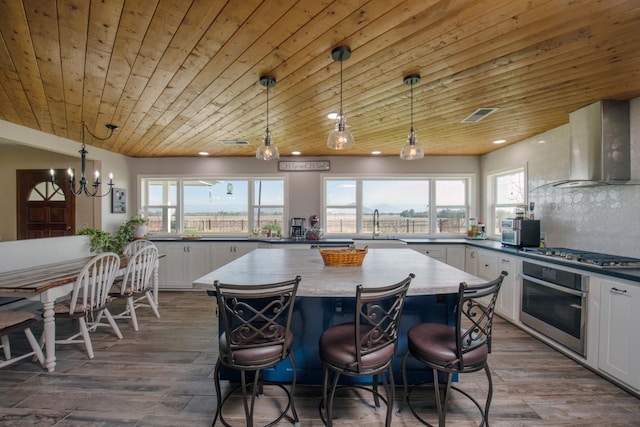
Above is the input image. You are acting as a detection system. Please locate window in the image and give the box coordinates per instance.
[140,177,284,236]
[324,176,471,236]
[489,168,525,235]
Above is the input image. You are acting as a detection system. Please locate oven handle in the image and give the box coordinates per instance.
[522,274,587,297]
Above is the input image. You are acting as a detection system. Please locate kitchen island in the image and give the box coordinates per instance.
[194,248,486,384]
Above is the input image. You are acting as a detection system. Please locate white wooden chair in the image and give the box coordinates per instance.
[110,245,160,331]
[123,239,155,256]
[52,252,123,359]
[0,311,45,369]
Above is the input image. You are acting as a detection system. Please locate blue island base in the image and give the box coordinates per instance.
[209,293,458,385]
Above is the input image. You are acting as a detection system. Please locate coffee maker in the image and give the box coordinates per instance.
[290,218,305,240]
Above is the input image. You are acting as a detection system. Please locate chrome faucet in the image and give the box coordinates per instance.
[373,209,380,238]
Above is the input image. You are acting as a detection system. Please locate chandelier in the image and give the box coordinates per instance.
[50,122,118,197]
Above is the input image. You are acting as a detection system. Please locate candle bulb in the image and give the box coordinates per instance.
[50,169,54,182]
[108,173,113,185]
[67,168,73,179]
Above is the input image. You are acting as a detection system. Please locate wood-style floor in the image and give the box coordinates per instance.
[0,291,638,426]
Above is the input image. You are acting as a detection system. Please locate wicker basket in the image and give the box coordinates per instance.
[319,245,368,266]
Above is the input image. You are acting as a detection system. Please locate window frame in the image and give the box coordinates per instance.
[486,167,527,237]
[138,175,287,237]
[322,174,475,238]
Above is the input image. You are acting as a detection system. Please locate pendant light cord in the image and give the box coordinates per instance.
[339,56,344,117]
[266,85,270,132]
[410,81,414,132]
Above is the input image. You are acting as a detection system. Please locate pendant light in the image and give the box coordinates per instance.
[256,76,279,161]
[399,74,424,160]
[327,46,354,150]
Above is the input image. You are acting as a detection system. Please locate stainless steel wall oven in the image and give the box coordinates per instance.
[520,261,588,356]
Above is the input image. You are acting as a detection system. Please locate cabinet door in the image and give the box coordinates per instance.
[186,244,212,287]
[233,242,258,258]
[599,278,640,389]
[446,246,465,270]
[496,254,519,321]
[212,242,258,269]
[465,246,478,275]
[154,242,211,289]
[156,243,190,289]
[410,245,447,263]
[477,250,498,281]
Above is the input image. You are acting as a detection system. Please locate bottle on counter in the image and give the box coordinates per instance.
[467,218,477,238]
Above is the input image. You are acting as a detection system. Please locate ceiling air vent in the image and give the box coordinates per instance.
[461,107,499,123]
[221,140,250,146]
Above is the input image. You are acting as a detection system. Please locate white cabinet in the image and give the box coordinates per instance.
[465,246,478,276]
[598,277,640,390]
[496,254,519,321]
[474,249,519,321]
[412,245,446,262]
[154,242,212,290]
[410,244,464,269]
[212,242,258,269]
[446,246,465,271]
[477,249,498,280]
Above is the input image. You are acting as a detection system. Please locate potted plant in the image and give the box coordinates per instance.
[78,212,149,254]
[128,211,149,240]
[78,227,116,253]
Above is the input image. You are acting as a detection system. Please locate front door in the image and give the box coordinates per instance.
[17,169,75,239]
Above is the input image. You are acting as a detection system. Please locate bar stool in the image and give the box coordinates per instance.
[212,276,301,427]
[318,274,414,426]
[399,272,507,426]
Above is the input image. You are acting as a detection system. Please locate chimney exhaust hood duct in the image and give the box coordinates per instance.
[553,100,631,188]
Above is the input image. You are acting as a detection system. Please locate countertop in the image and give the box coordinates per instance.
[193,248,486,297]
[150,236,640,283]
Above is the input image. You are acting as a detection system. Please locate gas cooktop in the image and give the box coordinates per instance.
[520,247,640,269]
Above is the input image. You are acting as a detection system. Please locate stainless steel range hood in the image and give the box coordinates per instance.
[552,100,631,188]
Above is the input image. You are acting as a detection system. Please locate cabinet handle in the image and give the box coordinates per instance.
[610,287,629,296]
[471,252,475,258]
[501,259,510,263]
[187,246,190,253]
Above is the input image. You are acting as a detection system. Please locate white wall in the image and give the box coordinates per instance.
[0,120,132,239]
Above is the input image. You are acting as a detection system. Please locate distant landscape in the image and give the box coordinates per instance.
[146,212,465,235]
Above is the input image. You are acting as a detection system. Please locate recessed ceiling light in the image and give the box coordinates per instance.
[493,139,507,144]
[198,151,209,156]
[327,112,338,120]
[371,150,381,155]
[538,140,546,144]
[291,151,301,155]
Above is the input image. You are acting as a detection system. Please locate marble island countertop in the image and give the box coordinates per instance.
[193,248,486,297]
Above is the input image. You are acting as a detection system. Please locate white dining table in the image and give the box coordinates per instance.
[0,255,160,372]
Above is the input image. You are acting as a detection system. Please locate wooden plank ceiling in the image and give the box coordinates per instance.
[0,0,639,158]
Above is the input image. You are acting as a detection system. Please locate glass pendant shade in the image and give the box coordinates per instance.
[327,46,354,150]
[399,128,424,160]
[399,74,424,160]
[256,129,279,160]
[256,75,279,160]
[327,115,355,150]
